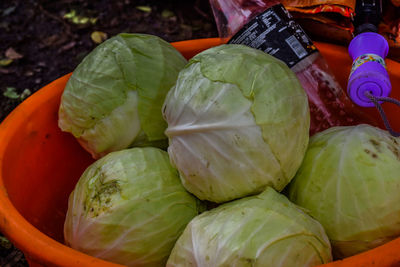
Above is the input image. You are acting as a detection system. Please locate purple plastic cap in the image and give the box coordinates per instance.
[347,32,391,107]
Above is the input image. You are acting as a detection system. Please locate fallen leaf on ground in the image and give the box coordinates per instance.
[91,31,108,44]
[5,48,23,60]
[2,6,16,17]
[20,89,32,100]
[3,87,19,99]
[0,59,13,66]
[136,6,152,12]
[162,9,175,18]
[63,10,76,19]
[3,87,32,101]
[24,70,34,76]
[41,34,67,47]
[64,9,97,25]
[59,41,76,52]
[0,235,12,250]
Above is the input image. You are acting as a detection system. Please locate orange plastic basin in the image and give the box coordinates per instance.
[0,38,400,267]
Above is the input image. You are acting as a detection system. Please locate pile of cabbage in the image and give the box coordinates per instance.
[60,33,400,267]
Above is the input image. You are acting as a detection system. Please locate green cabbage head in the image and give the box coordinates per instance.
[59,33,187,159]
[167,187,332,267]
[162,44,310,203]
[64,147,204,267]
[288,124,400,258]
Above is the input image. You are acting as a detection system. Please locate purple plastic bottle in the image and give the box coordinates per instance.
[347,32,391,107]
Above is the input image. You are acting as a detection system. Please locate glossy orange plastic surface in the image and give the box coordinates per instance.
[0,38,399,267]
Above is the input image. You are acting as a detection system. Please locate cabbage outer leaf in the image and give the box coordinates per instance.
[59,33,187,158]
[64,147,203,266]
[163,44,309,203]
[288,125,400,258]
[167,187,332,266]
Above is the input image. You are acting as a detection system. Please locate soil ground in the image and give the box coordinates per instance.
[0,0,217,265]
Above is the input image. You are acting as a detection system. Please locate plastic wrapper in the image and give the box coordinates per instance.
[281,0,400,62]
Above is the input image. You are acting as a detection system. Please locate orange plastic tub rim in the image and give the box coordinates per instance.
[1,38,400,267]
